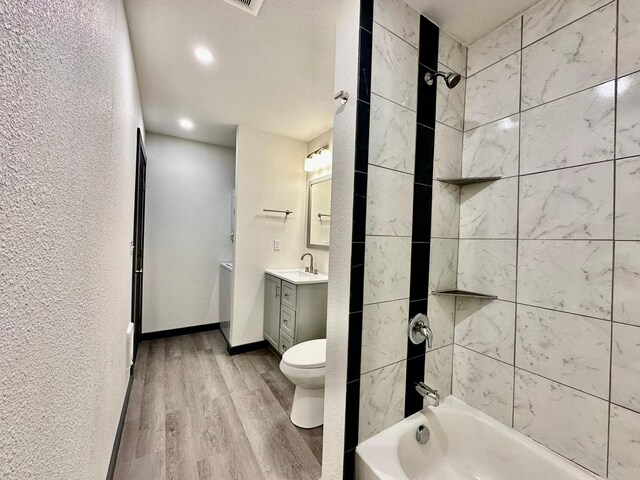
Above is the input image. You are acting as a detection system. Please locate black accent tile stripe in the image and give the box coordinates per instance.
[405,14,439,419]
[355,102,370,174]
[419,16,439,69]
[343,2,375,468]
[417,63,438,128]
[405,354,427,417]
[357,28,373,104]
[415,124,435,185]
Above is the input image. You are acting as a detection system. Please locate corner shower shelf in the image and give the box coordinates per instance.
[432,289,498,300]
[436,176,501,186]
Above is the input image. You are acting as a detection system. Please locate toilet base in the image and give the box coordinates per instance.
[290,386,324,429]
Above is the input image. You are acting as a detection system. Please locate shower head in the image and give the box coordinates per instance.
[425,71,462,89]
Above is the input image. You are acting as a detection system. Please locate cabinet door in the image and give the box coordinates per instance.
[263,275,281,349]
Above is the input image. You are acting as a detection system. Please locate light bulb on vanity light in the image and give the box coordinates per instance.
[179,118,194,130]
[304,157,315,172]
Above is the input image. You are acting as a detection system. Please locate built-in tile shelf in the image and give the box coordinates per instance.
[436,176,502,186]
[432,289,498,300]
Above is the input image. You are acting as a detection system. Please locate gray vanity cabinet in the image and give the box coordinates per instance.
[263,274,327,355]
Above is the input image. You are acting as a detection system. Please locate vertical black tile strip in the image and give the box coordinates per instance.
[419,16,439,69]
[357,28,373,104]
[412,183,432,242]
[415,124,435,185]
[405,14,439,419]
[417,63,437,128]
[343,2,375,470]
[405,354,427,417]
[355,102,370,174]
[359,0,373,33]
[347,312,363,382]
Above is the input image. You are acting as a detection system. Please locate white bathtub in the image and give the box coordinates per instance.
[356,396,603,480]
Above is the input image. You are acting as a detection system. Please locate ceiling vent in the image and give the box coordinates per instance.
[222,0,264,16]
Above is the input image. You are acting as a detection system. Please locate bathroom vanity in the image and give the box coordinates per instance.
[264,269,328,355]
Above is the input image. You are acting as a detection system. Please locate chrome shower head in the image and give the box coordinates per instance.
[425,71,462,89]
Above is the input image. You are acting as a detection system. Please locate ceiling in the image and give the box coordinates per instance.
[124,0,338,147]
[405,0,541,45]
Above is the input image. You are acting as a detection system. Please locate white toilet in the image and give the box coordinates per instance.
[279,338,326,429]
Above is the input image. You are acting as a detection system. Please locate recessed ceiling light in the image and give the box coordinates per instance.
[179,118,194,130]
[194,47,214,65]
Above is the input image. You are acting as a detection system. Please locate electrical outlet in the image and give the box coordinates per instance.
[274,240,281,251]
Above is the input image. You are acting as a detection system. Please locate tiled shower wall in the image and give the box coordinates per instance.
[343,0,466,475]
[451,0,640,478]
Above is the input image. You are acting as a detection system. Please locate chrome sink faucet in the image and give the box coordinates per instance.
[416,382,440,407]
[301,253,317,274]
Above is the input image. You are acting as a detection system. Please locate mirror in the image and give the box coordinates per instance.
[307,174,331,248]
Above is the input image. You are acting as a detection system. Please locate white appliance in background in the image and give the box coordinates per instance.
[220,262,234,343]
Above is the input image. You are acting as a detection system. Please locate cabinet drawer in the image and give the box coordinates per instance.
[279,329,294,355]
[281,281,297,310]
[280,305,296,338]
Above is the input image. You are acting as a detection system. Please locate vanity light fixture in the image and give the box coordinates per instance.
[179,118,194,130]
[194,47,214,65]
[304,146,331,172]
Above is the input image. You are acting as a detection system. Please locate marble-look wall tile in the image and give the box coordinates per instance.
[359,360,406,441]
[522,0,612,47]
[521,3,616,110]
[457,240,517,301]
[364,236,411,304]
[361,300,409,374]
[519,82,615,175]
[609,404,640,480]
[427,295,455,350]
[611,323,640,412]
[438,30,467,75]
[618,0,640,77]
[465,53,520,130]
[468,16,522,77]
[430,181,460,238]
[373,0,420,48]
[455,299,515,363]
[425,345,453,398]
[372,23,418,110]
[459,178,518,239]
[453,346,514,425]
[615,157,640,240]
[369,94,417,174]
[613,241,640,327]
[433,122,463,179]
[436,63,465,131]
[462,115,520,178]
[428,238,458,292]
[366,165,414,236]
[517,240,613,319]
[616,71,640,159]
[518,162,614,240]
[513,369,609,476]
[516,305,611,398]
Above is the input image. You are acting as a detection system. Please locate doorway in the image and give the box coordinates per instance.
[131,128,147,364]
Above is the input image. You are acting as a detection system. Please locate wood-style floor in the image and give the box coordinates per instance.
[114,330,322,480]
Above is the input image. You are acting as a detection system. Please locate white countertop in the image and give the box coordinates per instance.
[265,269,329,285]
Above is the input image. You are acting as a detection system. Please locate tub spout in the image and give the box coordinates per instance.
[416,382,440,407]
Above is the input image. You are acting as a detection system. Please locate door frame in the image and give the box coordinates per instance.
[131,128,147,365]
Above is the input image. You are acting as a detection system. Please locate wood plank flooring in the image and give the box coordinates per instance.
[114,331,322,480]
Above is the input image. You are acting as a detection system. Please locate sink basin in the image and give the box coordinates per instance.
[265,269,329,285]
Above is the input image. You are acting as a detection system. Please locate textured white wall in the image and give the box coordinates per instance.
[231,126,308,347]
[142,133,235,333]
[0,1,143,478]
[321,0,360,477]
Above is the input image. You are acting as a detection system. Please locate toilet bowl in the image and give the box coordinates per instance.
[279,338,326,429]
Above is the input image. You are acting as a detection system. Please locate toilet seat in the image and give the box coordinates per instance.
[281,339,326,369]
